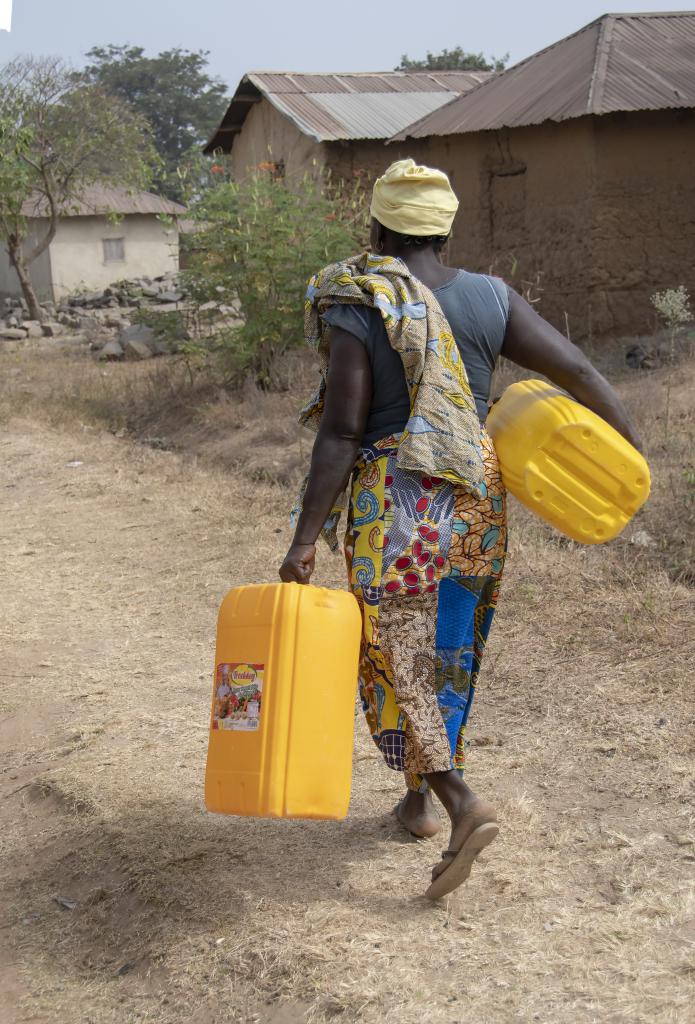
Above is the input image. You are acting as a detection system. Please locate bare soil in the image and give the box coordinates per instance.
[1,347,694,1023]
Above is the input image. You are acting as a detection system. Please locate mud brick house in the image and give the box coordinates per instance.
[393,11,695,340]
[204,70,490,182]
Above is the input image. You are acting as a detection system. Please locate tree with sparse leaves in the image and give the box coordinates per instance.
[0,56,158,320]
[396,47,508,72]
[80,45,229,200]
[184,171,367,387]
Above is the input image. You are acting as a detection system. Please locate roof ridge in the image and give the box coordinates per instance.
[463,13,607,86]
[603,9,695,17]
[244,69,484,78]
[588,11,615,113]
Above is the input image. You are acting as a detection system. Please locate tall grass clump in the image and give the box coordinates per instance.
[651,285,692,441]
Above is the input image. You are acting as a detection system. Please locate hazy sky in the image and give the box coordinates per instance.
[0,1,690,92]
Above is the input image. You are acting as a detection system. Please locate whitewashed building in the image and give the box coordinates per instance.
[0,185,186,303]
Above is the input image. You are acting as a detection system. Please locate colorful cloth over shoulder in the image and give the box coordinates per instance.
[300,253,485,545]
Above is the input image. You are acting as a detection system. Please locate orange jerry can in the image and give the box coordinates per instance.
[204,582,362,820]
[487,379,650,544]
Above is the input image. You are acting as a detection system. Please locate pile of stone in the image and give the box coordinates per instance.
[65,271,186,311]
[97,324,171,362]
[0,297,65,341]
[0,272,188,357]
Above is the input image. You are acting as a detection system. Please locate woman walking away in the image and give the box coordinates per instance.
[280,159,641,899]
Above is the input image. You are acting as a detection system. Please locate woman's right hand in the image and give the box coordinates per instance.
[279,543,316,584]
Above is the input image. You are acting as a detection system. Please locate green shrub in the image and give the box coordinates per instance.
[184,171,367,387]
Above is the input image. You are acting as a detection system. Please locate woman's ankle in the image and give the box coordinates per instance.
[424,770,477,822]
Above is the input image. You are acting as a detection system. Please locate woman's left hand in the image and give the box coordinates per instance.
[279,543,316,584]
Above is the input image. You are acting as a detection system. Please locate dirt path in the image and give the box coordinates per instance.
[1,416,694,1024]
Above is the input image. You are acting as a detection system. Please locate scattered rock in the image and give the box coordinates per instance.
[1,274,188,354]
[42,322,64,338]
[630,529,655,549]
[57,312,82,329]
[119,324,155,346]
[66,273,186,312]
[124,338,154,360]
[97,339,124,361]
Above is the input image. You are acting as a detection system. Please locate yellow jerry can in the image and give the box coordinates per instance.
[205,582,362,820]
[486,379,650,544]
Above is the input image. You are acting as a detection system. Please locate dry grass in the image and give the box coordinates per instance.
[0,343,315,484]
[1,342,694,1024]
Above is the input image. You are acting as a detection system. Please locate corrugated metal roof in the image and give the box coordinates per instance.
[22,185,186,218]
[305,91,456,140]
[335,75,407,94]
[393,12,695,139]
[268,94,347,140]
[204,70,491,151]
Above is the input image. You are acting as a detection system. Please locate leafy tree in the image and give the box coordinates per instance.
[396,47,508,72]
[0,56,158,321]
[183,171,367,387]
[80,45,229,200]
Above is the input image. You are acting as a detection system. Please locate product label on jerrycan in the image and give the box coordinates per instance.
[212,663,264,732]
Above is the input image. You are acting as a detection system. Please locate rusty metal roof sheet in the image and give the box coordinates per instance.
[393,12,695,140]
[22,185,186,218]
[204,70,491,151]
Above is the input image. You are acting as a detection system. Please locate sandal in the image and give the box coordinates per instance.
[425,821,499,900]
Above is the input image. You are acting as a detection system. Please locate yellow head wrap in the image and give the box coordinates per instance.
[370,158,459,237]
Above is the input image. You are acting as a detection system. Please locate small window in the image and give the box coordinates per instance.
[103,237,125,263]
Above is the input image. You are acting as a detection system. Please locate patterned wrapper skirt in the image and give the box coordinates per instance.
[345,429,507,791]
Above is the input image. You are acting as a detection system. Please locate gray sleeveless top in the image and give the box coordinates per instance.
[321,269,509,443]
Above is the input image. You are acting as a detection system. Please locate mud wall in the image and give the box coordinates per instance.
[589,109,695,338]
[419,111,695,341]
[230,98,326,181]
[421,121,595,339]
[323,139,428,188]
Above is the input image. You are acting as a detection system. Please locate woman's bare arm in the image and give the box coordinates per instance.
[279,327,372,583]
[502,290,642,451]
